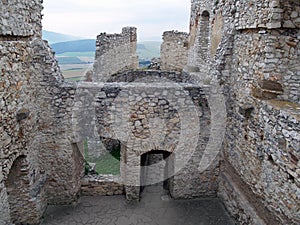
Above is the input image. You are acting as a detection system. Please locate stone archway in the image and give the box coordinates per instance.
[5,155,45,224]
[140,150,174,196]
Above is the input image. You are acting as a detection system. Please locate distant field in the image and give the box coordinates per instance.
[54,41,161,80]
[59,63,93,71]
[56,56,86,65]
[57,51,95,58]
[59,63,93,79]
[65,76,87,82]
[63,69,88,79]
[46,32,161,80]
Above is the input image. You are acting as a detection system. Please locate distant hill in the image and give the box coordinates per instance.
[50,39,96,54]
[137,41,161,61]
[50,39,161,62]
[42,30,84,44]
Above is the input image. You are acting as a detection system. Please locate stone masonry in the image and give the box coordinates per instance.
[93,27,139,82]
[160,31,189,71]
[0,0,299,224]
[0,0,84,224]
[188,0,300,224]
[71,69,219,201]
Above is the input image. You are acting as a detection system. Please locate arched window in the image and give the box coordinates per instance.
[198,10,210,63]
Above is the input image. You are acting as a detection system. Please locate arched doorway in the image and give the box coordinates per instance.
[140,150,174,198]
[5,155,44,224]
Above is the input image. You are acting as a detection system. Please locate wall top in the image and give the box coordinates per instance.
[0,0,43,37]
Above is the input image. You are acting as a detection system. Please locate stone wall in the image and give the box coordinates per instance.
[81,175,124,196]
[160,31,189,71]
[0,1,84,224]
[0,20,48,225]
[235,0,300,30]
[223,99,300,224]
[0,0,42,36]
[70,67,220,202]
[232,29,299,104]
[93,27,139,82]
[107,70,190,83]
[1,0,299,224]
[221,4,300,223]
[186,0,300,224]
[186,0,212,77]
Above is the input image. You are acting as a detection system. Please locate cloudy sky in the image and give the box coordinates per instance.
[42,0,191,41]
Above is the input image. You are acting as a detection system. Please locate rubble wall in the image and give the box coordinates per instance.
[160,31,189,71]
[93,27,139,82]
[0,1,84,224]
[187,0,300,224]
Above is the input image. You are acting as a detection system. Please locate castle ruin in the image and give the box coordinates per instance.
[0,0,299,224]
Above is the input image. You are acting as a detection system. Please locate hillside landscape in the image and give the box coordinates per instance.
[43,30,161,80]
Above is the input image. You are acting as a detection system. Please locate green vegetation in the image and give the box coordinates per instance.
[84,141,121,175]
[94,148,121,175]
[84,159,92,175]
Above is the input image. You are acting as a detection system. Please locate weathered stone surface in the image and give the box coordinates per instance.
[93,27,139,82]
[81,175,124,196]
[1,0,299,224]
[160,31,189,71]
[72,77,217,201]
[0,0,42,36]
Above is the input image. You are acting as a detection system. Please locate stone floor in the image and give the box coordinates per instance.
[42,184,236,225]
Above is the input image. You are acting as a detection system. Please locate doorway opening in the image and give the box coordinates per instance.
[140,150,174,198]
[5,156,30,223]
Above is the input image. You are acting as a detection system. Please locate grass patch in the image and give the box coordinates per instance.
[84,140,121,175]
[94,149,120,175]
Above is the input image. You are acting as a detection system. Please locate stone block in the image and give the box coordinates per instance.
[266,22,282,29]
[283,20,296,28]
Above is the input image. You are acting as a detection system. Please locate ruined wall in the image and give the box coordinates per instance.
[0,1,46,224]
[93,27,139,82]
[71,68,220,201]
[188,0,300,224]
[185,0,212,77]
[0,1,83,224]
[160,31,189,71]
[81,175,124,196]
[0,0,42,36]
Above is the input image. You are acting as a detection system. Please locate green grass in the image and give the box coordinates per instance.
[84,141,121,175]
[94,149,120,175]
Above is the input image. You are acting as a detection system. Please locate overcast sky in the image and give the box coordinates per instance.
[42,0,191,41]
